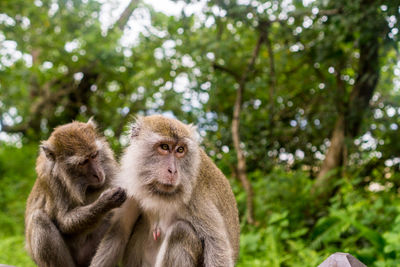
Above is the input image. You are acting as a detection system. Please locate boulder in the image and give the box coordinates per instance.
[318,252,366,267]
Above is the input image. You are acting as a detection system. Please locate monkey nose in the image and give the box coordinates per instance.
[93,174,100,182]
[167,167,177,174]
[93,172,105,183]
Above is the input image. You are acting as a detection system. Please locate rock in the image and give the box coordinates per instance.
[318,252,366,267]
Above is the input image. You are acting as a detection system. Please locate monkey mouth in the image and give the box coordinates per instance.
[89,179,105,189]
[148,181,181,197]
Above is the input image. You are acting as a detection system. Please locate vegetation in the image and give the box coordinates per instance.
[1,0,400,266]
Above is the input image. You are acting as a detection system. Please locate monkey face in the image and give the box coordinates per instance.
[41,121,109,189]
[118,115,201,207]
[143,140,188,196]
[64,150,106,188]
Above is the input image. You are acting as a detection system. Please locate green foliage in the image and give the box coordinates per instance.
[0,144,36,236]
[0,236,35,267]
[1,0,400,266]
[0,144,37,265]
[235,168,400,266]
[237,169,324,266]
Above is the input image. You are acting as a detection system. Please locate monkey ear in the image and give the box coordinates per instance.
[40,142,55,161]
[87,117,97,128]
[131,122,140,138]
[188,124,201,143]
[130,116,143,138]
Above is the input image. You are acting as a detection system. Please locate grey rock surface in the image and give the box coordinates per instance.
[318,252,366,267]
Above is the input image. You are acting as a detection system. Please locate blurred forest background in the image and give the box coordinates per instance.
[1,0,400,266]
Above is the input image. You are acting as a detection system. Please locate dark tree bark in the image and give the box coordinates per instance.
[63,70,99,121]
[312,114,345,196]
[312,3,381,199]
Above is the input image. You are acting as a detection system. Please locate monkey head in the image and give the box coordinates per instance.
[37,120,115,202]
[117,115,201,211]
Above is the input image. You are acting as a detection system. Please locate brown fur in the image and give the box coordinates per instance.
[25,121,126,267]
[133,115,193,139]
[90,115,240,267]
[47,122,99,156]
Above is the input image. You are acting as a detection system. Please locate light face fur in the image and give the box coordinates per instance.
[116,115,201,212]
[90,115,239,267]
[25,120,127,267]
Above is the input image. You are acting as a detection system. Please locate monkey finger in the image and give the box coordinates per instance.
[110,188,127,205]
[100,187,127,207]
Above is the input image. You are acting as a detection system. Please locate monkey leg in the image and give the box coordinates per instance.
[28,210,76,267]
[121,216,149,267]
[156,220,203,267]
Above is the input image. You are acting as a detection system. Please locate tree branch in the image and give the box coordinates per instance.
[212,63,240,81]
[113,0,139,31]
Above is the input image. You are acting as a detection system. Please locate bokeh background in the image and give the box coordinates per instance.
[1,0,400,266]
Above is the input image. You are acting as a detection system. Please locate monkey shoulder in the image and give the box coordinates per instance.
[197,150,236,204]
[26,180,53,212]
[198,150,228,186]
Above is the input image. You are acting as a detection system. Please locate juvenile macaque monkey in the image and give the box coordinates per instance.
[90,115,240,267]
[25,120,127,267]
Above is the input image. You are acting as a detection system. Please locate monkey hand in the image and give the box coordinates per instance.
[99,187,127,209]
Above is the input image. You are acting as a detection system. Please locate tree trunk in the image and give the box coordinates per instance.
[312,114,345,198]
[312,11,380,199]
[231,34,264,224]
[232,83,255,225]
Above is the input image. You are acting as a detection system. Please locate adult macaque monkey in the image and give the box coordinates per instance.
[25,120,127,267]
[90,115,240,267]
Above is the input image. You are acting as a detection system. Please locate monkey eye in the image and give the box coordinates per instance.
[160,144,169,151]
[79,158,89,165]
[176,146,185,153]
[91,151,98,159]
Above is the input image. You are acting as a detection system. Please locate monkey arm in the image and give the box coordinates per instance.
[56,204,109,234]
[155,220,202,267]
[202,232,234,267]
[56,187,127,234]
[89,198,140,267]
[194,203,235,267]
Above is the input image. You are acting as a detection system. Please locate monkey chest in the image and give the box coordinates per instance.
[141,220,171,266]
